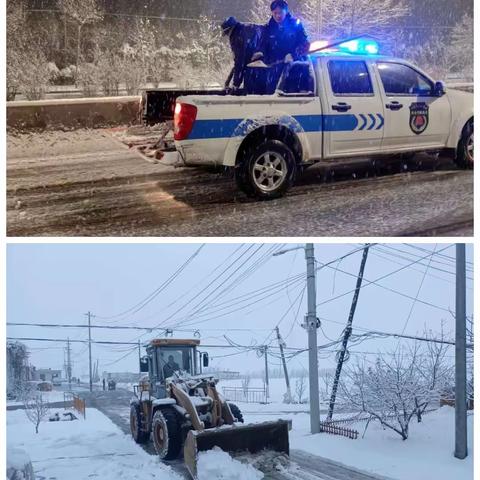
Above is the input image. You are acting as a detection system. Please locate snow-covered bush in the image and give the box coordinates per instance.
[7,447,35,480]
[76,62,100,97]
[295,372,307,404]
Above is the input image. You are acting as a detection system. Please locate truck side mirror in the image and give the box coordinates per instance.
[140,356,149,373]
[203,353,209,368]
[434,81,446,97]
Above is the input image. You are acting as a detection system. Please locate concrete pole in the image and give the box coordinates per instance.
[264,346,270,401]
[67,338,72,388]
[276,326,292,403]
[455,244,467,459]
[138,340,142,379]
[87,312,93,393]
[305,244,320,434]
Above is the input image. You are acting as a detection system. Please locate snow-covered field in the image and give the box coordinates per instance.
[240,405,473,480]
[7,408,182,480]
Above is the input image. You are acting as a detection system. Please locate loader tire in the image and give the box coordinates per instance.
[152,408,182,460]
[130,404,149,444]
[228,403,244,423]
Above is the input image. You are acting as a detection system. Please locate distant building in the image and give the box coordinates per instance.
[102,371,139,383]
[32,368,62,383]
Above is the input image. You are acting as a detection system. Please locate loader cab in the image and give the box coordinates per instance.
[145,339,205,398]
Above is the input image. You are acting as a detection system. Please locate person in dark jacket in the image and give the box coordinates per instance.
[253,0,310,93]
[254,1,310,64]
[222,16,262,92]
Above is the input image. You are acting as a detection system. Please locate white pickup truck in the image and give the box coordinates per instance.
[145,43,473,199]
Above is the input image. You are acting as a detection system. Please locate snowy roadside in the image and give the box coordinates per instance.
[7,390,68,407]
[242,406,473,480]
[7,407,182,480]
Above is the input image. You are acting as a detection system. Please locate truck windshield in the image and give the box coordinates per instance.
[157,347,194,379]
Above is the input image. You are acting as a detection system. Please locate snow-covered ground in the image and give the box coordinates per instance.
[7,390,68,406]
[239,405,473,480]
[7,408,182,480]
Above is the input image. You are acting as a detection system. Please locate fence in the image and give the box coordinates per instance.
[64,392,86,419]
[222,386,267,404]
[319,421,359,439]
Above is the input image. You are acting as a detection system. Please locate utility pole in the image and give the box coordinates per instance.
[455,244,467,459]
[138,341,142,379]
[86,312,93,392]
[66,338,72,388]
[263,346,270,401]
[327,245,370,421]
[276,326,292,403]
[305,244,320,434]
[273,244,320,433]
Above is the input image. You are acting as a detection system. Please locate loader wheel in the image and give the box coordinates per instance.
[228,403,244,423]
[455,119,474,169]
[152,409,182,460]
[130,404,149,444]
[236,140,296,200]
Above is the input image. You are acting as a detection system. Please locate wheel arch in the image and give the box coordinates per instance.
[222,116,309,167]
[447,114,473,149]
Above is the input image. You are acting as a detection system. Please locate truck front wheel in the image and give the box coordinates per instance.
[455,120,474,169]
[236,140,296,199]
[130,404,149,444]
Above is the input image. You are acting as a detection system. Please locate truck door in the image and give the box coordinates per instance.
[374,61,451,151]
[320,57,385,157]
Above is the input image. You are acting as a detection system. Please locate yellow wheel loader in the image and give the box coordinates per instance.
[130,339,290,479]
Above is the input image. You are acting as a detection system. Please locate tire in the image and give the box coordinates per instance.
[228,403,244,423]
[235,139,297,200]
[130,404,149,444]
[455,120,474,169]
[152,408,182,460]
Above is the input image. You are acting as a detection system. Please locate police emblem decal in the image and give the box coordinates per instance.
[409,102,429,135]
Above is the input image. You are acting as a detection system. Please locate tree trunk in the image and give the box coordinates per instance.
[35,422,39,434]
[76,24,82,72]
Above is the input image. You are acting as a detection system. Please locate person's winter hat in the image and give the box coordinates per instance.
[221,16,239,35]
[270,0,289,10]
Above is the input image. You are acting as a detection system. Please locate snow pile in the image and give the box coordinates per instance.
[197,447,264,480]
[7,447,34,480]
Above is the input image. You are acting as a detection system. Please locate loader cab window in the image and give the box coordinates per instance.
[157,347,195,380]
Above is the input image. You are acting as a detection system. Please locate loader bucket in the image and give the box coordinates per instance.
[184,419,290,479]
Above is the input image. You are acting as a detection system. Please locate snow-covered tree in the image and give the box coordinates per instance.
[23,394,50,434]
[447,14,473,80]
[58,0,104,70]
[297,0,410,43]
[295,371,307,404]
[247,0,271,24]
[340,347,426,440]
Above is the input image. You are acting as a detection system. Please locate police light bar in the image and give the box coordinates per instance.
[309,36,380,55]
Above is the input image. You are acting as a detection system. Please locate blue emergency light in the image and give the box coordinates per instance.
[309,36,380,55]
[338,38,379,55]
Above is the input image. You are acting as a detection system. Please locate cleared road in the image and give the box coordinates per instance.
[82,387,391,480]
[7,129,473,237]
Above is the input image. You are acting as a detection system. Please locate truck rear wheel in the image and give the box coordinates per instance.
[455,120,473,169]
[236,140,296,200]
[152,409,182,460]
[130,404,149,444]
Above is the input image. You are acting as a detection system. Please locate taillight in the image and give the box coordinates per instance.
[174,103,198,141]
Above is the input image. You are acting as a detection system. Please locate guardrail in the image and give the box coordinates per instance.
[222,386,268,404]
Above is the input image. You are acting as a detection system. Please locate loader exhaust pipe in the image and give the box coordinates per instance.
[184,419,290,479]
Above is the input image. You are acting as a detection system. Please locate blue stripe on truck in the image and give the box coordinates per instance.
[187,114,372,140]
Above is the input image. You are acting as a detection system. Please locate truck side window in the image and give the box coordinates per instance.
[327,60,373,95]
[377,62,433,96]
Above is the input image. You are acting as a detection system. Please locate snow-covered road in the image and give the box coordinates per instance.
[81,386,392,480]
[7,129,473,237]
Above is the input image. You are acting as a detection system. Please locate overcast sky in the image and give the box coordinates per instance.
[6,243,473,378]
